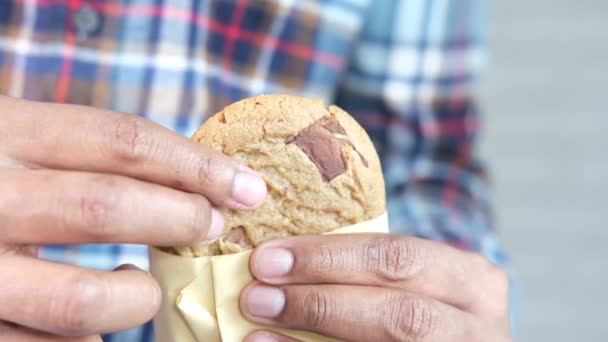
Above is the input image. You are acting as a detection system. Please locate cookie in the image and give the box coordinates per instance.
[170,94,385,257]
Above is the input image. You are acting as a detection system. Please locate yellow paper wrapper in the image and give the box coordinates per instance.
[149,212,389,342]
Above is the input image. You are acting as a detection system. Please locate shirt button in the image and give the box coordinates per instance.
[73,5,101,40]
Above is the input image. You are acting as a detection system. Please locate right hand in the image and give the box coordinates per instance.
[0,95,267,341]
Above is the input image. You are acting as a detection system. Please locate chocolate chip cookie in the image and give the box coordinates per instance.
[170,94,385,257]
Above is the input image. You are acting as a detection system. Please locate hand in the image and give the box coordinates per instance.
[0,95,266,340]
[240,233,511,342]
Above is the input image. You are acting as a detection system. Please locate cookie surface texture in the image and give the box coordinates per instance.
[183,94,385,256]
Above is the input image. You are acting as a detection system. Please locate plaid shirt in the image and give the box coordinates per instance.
[0,0,507,340]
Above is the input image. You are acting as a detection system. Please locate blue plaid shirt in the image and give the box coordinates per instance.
[0,0,507,340]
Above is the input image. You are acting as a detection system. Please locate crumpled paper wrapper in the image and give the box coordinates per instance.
[149,212,388,342]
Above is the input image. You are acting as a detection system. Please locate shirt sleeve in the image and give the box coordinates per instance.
[335,0,507,266]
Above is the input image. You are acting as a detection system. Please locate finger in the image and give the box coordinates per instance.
[0,322,101,342]
[245,330,301,342]
[240,282,478,342]
[0,170,224,246]
[0,254,160,336]
[250,233,508,314]
[0,95,266,210]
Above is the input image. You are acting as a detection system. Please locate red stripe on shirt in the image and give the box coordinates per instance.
[222,0,248,71]
[54,0,79,102]
[21,0,345,69]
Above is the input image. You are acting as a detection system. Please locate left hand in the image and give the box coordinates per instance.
[239,233,511,341]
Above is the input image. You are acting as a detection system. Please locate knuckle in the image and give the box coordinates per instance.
[386,295,435,340]
[488,265,509,298]
[195,154,215,187]
[68,177,118,240]
[317,246,337,274]
[464,252,510,315]
[108,115,149,163]
[477,255,509,312]
[302,289,334,330]
[365,236,424,282]
[52,273,106,335]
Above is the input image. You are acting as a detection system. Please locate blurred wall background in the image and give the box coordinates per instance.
[479,0,608,341]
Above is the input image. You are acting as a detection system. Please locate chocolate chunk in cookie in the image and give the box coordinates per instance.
[290,118,368,181]
[224,227,252,249]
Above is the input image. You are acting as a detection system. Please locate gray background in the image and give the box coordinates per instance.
[479,0,608,341]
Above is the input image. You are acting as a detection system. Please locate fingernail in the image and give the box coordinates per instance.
[255,248,294,278]
[245,285,285,318]
[113,264,142,272]
[205,208,224,241]
[232,166,267,208]
[246,331,279,342]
